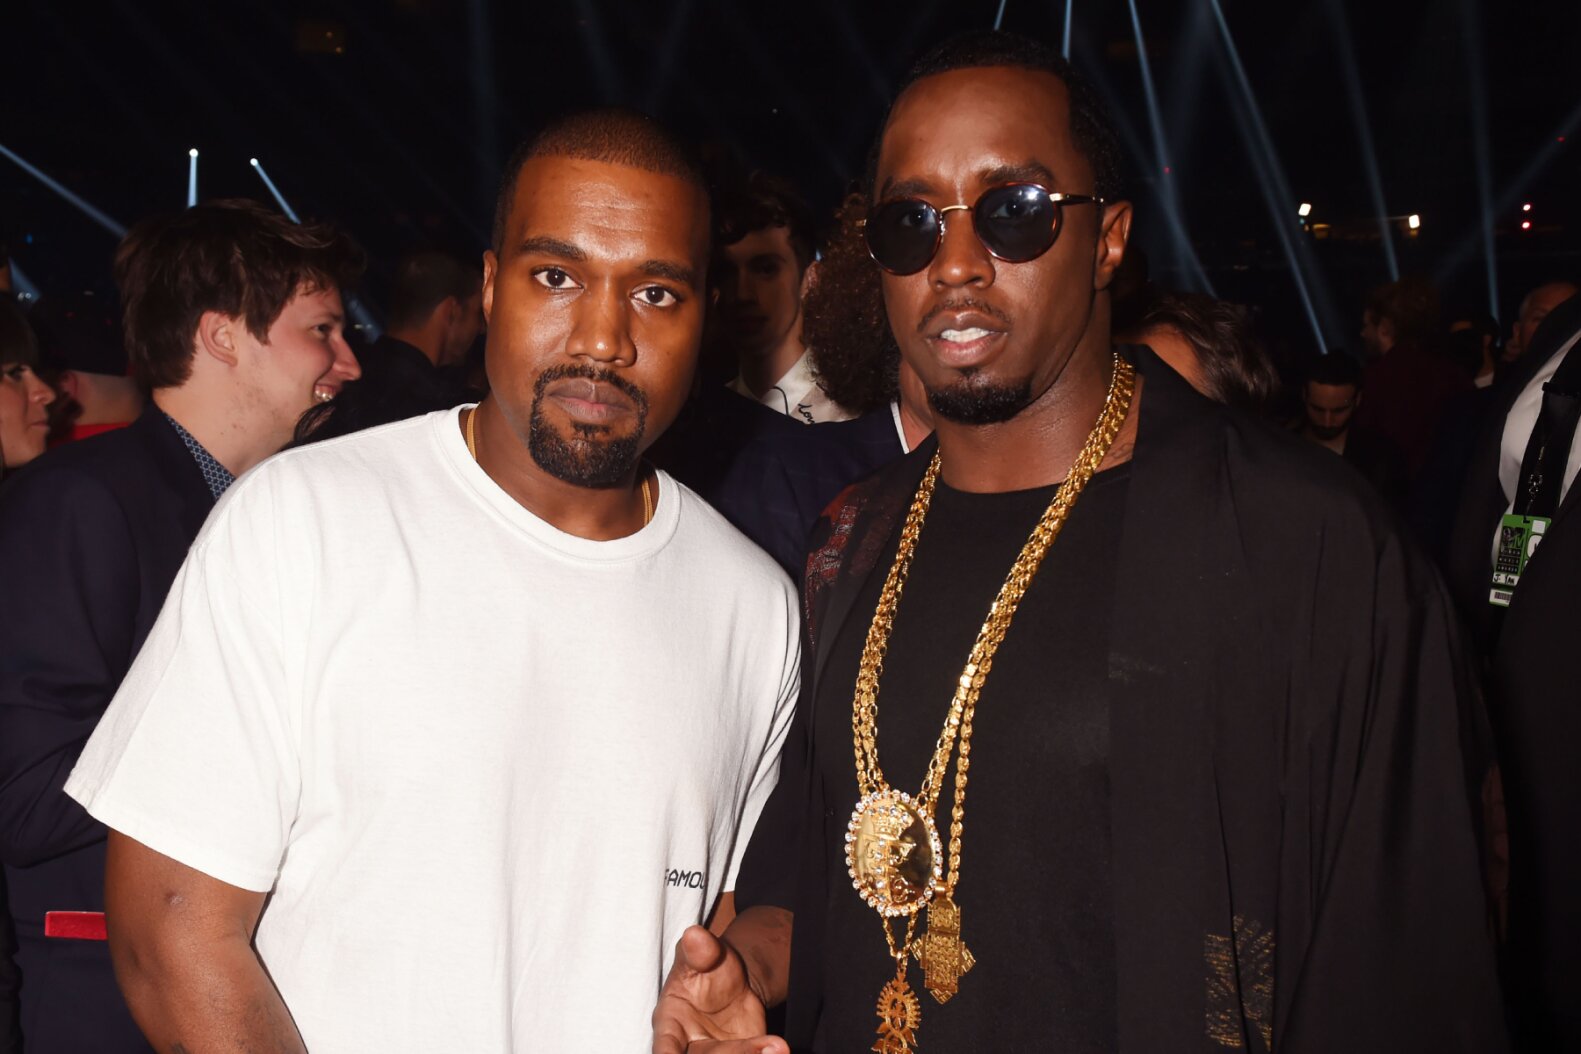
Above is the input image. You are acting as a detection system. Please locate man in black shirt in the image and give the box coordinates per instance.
[653,31,1504,1054]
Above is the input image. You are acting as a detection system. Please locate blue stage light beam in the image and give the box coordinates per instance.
[1127,0,1215,295]
[8,261,40,303]
[248,158,379,337]
[187,148,199,208]
[1062,0,1073,59]
[576,0,625,103]
[0,142,127,239]
[993,0,1008,30]
[1458,0,1498,316]
[248,157,301,223]
[1435,95,1581,291]
[1325,0,1397,280]
[644,0,697,111]
[467,0,501,212]
[1206,0,1333,351]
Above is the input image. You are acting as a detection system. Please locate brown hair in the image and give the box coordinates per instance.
[1134,291,1281,413]
[1364,274,1441,350]
[803,193,900,415]
[114,199,364,391]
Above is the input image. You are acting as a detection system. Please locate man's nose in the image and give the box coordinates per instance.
[567,285,636,365]
[331,335,362,382]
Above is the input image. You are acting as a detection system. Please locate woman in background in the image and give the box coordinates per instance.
[0,297,56,474]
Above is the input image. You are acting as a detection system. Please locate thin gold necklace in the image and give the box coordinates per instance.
[466,405,653,526]
[847,354,1135,1054]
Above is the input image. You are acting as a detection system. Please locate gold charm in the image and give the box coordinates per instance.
[915,895,974,1003]
[847,790,942,916]
[873,973,922,1053]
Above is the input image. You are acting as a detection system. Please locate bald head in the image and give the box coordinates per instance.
[492,109,706,252]
[1508,280,1580,362]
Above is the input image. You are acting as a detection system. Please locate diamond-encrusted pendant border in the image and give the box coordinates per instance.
[846,789,942,916]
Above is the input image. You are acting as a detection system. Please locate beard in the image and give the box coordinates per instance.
[526,364,650,488]
[924,369,1035,425]
[1307,419,1349,442]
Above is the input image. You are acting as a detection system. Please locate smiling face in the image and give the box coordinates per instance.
[874,66,1129,426]
[0,362,56,469]
[482,155,709,488]
[239,284,361,443]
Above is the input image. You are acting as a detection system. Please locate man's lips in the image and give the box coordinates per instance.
[923,310,1010,368]
[543,377,637,423]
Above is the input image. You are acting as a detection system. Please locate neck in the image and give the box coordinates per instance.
[387,325,443,367]
[738,321,807,399]
[466,401,649,541]
[1306,427,1347,454]
[152,385,286,477]
[71,373,144,425]
[896,395,933,451]
[931,338,1139,493]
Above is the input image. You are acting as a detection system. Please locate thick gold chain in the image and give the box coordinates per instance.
[851,353,1135,893]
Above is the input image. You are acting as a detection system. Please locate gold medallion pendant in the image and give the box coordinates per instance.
[847,789,942,915]
[847,354,1136,1052]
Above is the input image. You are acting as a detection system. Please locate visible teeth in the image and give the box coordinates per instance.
[940,327,992,343]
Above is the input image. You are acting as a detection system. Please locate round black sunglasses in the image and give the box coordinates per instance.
[862,182,1106,276]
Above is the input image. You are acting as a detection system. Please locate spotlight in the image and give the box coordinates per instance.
[1298,202,1313,218]
[188,147,198,159]
[249,158,259,167]
[1521,220,1533,231]
[1522,202,1533,212]
[1407,214,1421,230]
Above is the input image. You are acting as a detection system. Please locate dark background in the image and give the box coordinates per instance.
[3,0,1578,354]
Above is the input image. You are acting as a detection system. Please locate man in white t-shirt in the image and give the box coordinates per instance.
[65,110,799,1053]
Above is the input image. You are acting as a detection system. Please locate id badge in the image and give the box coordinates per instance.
[1489,513,1551,607]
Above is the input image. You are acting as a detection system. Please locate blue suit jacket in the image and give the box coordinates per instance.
[0,407,214,1052]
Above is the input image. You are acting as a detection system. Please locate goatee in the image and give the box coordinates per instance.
[527,364,650,488]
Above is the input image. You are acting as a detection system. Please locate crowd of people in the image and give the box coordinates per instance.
[0,28,1576,1054]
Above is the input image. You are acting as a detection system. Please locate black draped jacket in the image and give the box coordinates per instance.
[735,348,1507,1053]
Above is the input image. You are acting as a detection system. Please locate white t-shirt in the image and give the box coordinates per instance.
[66,407,799,1052]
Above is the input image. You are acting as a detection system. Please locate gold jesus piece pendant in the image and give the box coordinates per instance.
[915,895,974,1003]
[847,790,943,915]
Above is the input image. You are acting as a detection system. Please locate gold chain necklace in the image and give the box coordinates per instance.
[846,354,1135,1053]
[466,405,653,526]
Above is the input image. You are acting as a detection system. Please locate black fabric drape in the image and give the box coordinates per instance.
[737,347,1505,1052]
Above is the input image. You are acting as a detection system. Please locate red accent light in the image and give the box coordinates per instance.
[1521,220,1533,230]
[1163,166,1172,174]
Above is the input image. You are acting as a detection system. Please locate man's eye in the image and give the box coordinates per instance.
[533,268,577,290]
[638,287,679,308]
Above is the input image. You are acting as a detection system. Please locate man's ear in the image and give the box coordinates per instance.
[1378,318,1396,347]
[1093,201,1133,292]
[56,370,81,400]
[195,311,241,368]
[482,251,498,326]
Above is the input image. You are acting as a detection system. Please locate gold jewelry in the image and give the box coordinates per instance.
[848,354,1135,1050]
[641,470,654,526]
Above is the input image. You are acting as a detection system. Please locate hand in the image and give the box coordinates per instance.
[652,926,790,1054]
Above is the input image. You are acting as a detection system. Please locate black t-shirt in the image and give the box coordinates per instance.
[810,464,1130,1052]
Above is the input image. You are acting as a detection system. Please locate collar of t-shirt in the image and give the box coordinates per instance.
[1498,326,1581,513]
[164,412,235,499]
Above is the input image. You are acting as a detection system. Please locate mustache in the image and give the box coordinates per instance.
[916,297,1013,335]
[532,362,649,411]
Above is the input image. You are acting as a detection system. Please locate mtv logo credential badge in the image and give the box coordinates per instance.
[1489,513,1551,608]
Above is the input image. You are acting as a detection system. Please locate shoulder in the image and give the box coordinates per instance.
[667,474,796,597]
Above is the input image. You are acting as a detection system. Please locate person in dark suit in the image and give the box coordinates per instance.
[1448,290,1581,1051]
[0,200,363,1052]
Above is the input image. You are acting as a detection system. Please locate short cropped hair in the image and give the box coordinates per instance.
[114,199,364,391]
[1136,291,1279,413]
[492,108,707,253]
[713,171,817,273]
[871,31,1126,202]
[1305,350,1365,390]
[386,248,483,331]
